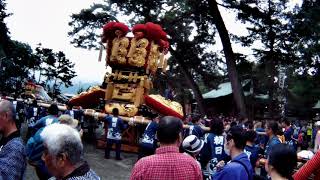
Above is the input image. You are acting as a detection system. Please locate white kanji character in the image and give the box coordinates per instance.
[208,158,218,174]
[244,149,252,159]
[215,146,222,154]
[214,136,224,145]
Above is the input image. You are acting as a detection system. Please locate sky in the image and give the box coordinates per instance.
[6,0,105,85]
[5,0,302,86]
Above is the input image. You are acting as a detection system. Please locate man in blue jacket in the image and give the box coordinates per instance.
[244,130,260,169]
[104,108,126,160]
[32,103,59,131]
[64,102,83,122]
[282,119,295,149]
[200,119,227,178]
[265,121,281,157]
[26,100,40,138]
[212,126,253,180]
[26,103,60,180]
[184,114,204,139]
[138,116,159,159]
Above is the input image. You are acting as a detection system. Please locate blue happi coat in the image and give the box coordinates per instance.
[200,133,227,177]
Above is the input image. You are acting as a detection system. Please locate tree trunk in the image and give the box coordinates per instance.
[169,47,207,116]
[266,0,276,118]
[53,78,58,97]
[208,0,247,117]
[179,65,207,116]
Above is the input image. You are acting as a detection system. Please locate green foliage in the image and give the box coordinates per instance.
[67,0,229,115]
[220,0,320,117]
[0,0,11,56]
[68,3,118,49]
[286,72,320,117]
[0,0,77,97]
[35,46,76,97]
[0,40,39,93]
[68,0,224,89]
[67,0,320,117]
[290,0,320,77]
[224,0,295,68]
[0,1,36,93]
[220,0,307,117]
[223,0,320,83]
[235,53,254,76]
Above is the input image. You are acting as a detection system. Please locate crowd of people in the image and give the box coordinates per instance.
[132,114,320,180]
[1,97,320,180]
[0,98,100,180]
[131,116,320,179]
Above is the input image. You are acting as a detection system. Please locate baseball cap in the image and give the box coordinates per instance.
[182,135,204,153]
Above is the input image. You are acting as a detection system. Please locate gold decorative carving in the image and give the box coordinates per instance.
[112,83,137,102]
[110,37,129,64]
[147,41,160,73]
[105,103,138,117]
[128,38,149,67]
[148,94,183,116]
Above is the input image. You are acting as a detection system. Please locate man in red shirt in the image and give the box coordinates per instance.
[130,116,202,180]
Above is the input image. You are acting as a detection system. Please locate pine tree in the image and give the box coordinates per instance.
[68,0,247,116]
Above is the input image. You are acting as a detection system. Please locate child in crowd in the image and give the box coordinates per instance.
[182,135,204,168]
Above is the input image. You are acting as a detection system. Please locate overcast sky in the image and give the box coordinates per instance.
[6,0,105,84]
[5,0,301,85]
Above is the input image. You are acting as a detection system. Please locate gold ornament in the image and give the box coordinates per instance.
[147,41,160,73]
[128,38,149,67]
[110,37,129,64]
[105,103,138,117]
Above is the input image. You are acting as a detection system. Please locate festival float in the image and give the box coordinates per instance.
[22,82,53,102]
[68,22,184,151]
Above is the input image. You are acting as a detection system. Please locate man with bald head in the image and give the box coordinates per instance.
[0,100,27,179]
[130,116,202,180]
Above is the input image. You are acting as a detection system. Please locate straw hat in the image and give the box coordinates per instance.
[58,114,79,129]
[182,135,204,153]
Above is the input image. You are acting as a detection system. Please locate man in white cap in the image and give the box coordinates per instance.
[182,135,204,167]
